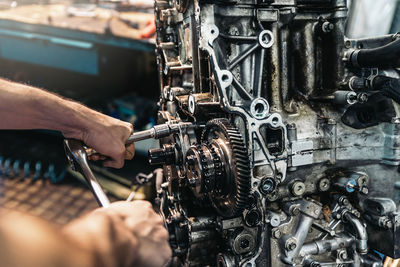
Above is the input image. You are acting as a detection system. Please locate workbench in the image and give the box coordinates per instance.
[0,3,158,103]
[0,4,155,76]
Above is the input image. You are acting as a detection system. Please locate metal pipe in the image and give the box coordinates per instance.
[343,212,368,254]
[282,200,322,264]
[300,235,354,256]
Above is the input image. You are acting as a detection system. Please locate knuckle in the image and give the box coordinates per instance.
[136,200,152,208]
[154,215,164,224]
[116,146,126,156]
[159,228,169,240]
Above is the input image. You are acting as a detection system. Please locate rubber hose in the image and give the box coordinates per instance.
[354,39,400,68]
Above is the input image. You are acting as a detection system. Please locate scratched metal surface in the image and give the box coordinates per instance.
[0,176,104,225]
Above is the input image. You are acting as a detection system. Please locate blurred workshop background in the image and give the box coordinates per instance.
[1,0,400,225]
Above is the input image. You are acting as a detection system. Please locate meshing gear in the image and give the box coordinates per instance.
[200,118,251,217]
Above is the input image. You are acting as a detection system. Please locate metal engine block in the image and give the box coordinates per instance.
[151,0,400,266]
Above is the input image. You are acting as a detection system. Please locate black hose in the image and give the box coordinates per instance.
[352,39,400,68]
[372,76,400,104]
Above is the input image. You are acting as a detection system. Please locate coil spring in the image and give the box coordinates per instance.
[0,156,66,183]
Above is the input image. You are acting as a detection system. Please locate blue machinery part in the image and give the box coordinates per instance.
[0,156,66,183]
[0,19,155,75]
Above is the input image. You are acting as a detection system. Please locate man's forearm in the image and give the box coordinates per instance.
[0,210,95,267]
[0,78,133,168]
[0,79,104,139]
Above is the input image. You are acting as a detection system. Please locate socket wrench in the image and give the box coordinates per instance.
[64,122,193,207]
[64,139,111,207]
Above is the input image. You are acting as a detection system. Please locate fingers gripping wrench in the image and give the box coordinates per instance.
[63,123,190,207]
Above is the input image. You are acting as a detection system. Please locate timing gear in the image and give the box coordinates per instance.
[202,118,250,217]
[185,118,250,217]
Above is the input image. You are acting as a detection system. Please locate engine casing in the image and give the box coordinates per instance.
[152,0,400,266]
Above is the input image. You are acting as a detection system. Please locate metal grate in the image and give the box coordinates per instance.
[0,176,102,225]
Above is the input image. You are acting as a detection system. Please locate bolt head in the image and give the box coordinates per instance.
[361,187,369,195]
[318,178,330,191]
[272,228,281,239]
[285,238,297,251]
[386,220,394,229]
[240,239,250,249]
[291,181,305,196]
[260,178,276,194]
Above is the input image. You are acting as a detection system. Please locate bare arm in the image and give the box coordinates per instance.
[0,79,133,168]
[0,201,171,267]
[0,80,171,266]
[0,209,95,267]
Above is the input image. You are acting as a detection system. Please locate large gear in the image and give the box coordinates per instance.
[201,118,251,217]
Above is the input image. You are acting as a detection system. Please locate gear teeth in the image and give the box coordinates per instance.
[201,118,251,217]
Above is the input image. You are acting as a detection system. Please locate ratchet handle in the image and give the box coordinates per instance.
[87,123,183,157]
[64,139,111,207]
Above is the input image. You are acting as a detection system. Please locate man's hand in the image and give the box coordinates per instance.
[81,115,135,168]
[63,201,171,267]
[0,79,135,168]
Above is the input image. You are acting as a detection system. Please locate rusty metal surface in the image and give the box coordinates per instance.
[0,176,106,225]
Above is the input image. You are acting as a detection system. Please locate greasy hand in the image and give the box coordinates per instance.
[63,201,171,267]
[82,115,135,168]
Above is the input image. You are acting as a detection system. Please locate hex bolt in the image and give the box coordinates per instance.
[361,187,369,195]
[260,178,276,194]
[339,196,350,206]
[291,181,306,196]
[338,250,348,260]
[272,228,281,239]
[322,21,334,33]
[285,238,297,251]
[357,93,368,103]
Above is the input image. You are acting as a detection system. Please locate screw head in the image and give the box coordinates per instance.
[291,181,306,196]
[318,178,330,191]
[260,178,276,194]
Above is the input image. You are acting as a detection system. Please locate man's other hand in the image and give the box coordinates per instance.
[63,201,171,267]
